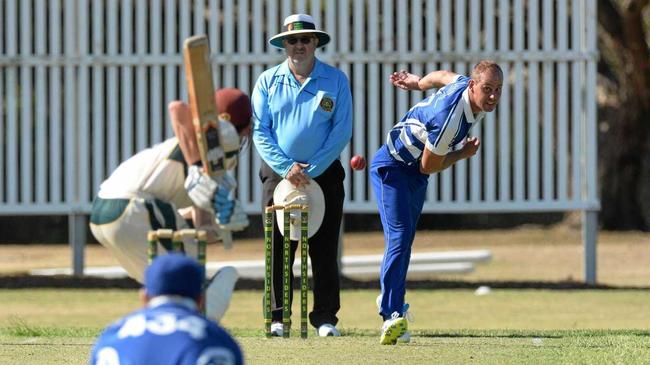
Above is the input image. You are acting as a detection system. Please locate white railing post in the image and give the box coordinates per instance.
[583,0,599,285]
[70,213,87,277]
[583,211,597,284]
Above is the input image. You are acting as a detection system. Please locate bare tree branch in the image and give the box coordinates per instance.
[598,0,624,41]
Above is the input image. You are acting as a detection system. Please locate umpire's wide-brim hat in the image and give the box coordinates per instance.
[269,14,331,49]
[273,179,325,240]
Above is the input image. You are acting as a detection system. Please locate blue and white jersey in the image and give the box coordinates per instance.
[386,75,485,165]
[89,297,243,365]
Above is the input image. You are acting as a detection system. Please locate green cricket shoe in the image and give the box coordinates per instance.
[380,316,408,345]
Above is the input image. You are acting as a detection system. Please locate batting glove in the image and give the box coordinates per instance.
[213,186,235,224]
[185,164,218,211]
[212,173,238,225]
[218,200,249,232]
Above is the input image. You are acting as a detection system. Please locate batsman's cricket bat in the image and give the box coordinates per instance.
[183,34,225,177]
[183,35,233,249]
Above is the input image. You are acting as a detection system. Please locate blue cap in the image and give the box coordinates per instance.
[144,253,205,299]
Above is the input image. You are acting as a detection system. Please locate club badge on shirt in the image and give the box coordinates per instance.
[319,97,334,112]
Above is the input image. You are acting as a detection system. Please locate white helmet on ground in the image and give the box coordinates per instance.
[272,178,325,240]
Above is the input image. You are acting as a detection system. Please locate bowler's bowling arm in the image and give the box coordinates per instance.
[420,148,469,175]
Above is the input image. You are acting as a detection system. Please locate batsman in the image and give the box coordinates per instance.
[90,36,249,323]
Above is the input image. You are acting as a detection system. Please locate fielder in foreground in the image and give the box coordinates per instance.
[89,253,243,365]
[89,88,252,322]
[372,61,503,344]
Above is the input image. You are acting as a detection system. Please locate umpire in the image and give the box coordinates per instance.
[251,13,352,337]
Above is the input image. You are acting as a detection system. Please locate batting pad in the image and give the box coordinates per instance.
[205,266,238,322]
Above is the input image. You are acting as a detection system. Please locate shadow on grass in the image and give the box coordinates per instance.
[414,331,564,339]
[339,328,650,339]
[2,274,649,291]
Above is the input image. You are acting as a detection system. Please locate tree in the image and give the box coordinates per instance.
[597,0,650,230]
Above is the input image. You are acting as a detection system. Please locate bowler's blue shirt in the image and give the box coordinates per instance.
[386,75,485,165]
[88,297,243,365]
[252,58,352,178]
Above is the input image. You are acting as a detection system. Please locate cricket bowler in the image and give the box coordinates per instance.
[372,61,503,344]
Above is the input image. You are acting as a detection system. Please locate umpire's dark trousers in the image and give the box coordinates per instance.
[260,159,345,328]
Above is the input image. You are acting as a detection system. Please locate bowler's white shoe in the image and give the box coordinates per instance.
[270,322,284,337]
[396,303,413,343]
[396,330,411,343]
[380,314,408,345]
[376,294,412,343]
[317,323,341,337]
[205,266,238,322]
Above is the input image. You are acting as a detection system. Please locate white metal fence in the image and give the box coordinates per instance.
[0,0,599,281]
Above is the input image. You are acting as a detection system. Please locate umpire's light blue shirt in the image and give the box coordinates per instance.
[252,58,352,178]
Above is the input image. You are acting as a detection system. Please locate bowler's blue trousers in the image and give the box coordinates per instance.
[370,145,429,320]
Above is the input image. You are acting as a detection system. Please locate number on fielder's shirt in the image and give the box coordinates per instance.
[89,301,243,365]
[95,346,236,365]
[117,313,207,339]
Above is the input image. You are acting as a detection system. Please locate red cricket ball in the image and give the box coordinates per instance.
[350,155,367,170]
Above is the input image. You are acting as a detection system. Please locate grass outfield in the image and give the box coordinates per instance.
[2,229,649,363]
[1,289,650,364]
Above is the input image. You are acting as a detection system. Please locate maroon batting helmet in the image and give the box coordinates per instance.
[214,88,252,134]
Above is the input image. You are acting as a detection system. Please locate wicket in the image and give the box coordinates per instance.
[264,204,309,339]
[147,228,207,266]
[147,229,207,314]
